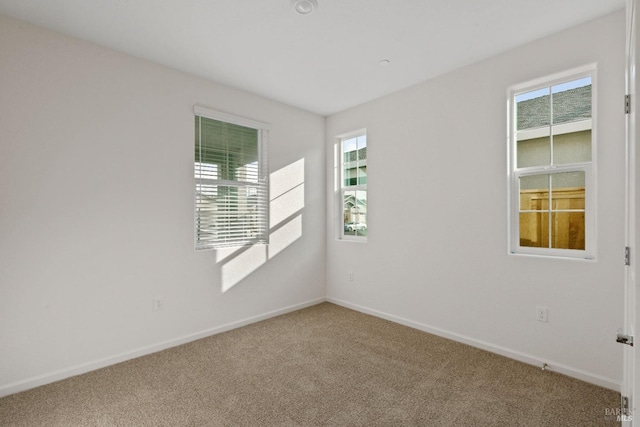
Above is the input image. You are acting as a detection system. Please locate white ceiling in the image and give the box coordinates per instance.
[0,0,625,116]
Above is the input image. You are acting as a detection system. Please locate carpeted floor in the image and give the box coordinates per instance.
[0,302,621,426]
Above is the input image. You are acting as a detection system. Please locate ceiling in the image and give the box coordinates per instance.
[0,0,625,116]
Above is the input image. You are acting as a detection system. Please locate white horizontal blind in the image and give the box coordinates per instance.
[195,109,269,249]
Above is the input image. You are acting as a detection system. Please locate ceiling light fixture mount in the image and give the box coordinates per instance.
[291,0,318,15]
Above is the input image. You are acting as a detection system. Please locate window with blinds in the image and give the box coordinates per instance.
[194,106,269,250]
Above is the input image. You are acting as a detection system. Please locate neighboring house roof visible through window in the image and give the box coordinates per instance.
[517,85,591,130]
[344,147,367,162]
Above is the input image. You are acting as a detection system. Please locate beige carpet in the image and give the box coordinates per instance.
[0,302,621,426]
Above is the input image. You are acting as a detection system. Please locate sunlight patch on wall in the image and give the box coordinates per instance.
[268,215,302,259]
[221,245,267,293]
[218,158,305,292]
[216,246,238,263]
[270,158,305,228]
[271,184,304,229]
[271,159,305,199]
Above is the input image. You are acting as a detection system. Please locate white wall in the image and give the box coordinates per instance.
[0,8,627,397]
[0,14,326,395]
[326,11,626,389]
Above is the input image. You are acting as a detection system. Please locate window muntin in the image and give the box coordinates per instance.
[195,107,269,250]
[341,133,367,240]
[518,172,586,250]
[509,70,594,258]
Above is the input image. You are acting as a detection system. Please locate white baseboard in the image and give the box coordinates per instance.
[2,296,620,397]
[0,297,325,398]
[326,297,621,392]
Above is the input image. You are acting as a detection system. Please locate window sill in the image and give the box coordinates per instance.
[508,250,595,262]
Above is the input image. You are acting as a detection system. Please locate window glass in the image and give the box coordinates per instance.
[518,172,586,251]
[516,87,551,130]
[517,137,551,168]
[340,133,367,240]
[510,70,593,258]
[553,130,591,164]
[343,190,367,237]
[552,77,592,125]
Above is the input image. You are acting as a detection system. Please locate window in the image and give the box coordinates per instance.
[340,132,367,240]
[194,106,269,249]
[508,67,595,259]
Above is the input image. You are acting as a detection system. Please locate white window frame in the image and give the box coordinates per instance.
[194,105,270,250]
[338,129,367,242]
[507,65,596,260]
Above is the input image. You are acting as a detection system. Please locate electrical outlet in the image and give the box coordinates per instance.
[153,296,164,311]
[536,306,548,322]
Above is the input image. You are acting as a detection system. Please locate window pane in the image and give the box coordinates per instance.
[344,135,367,187]
[520,212,549,248]
[356,135,367,160]
[344,169,357,186]
[550,172,585,249]
[357,166,367,186]
[517,136,550,168]
[552,212,585,250]
[343,137,358,152]
[552,77,591,125]
[551,171,585,200]
[518,172,585,250]
[356,135,367,185]
[343,190,367,237]
[198,117,259,182]
[519,174,549,211]
[516,87,550,131]
[343,137,358,187]
[553,130,591,164]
